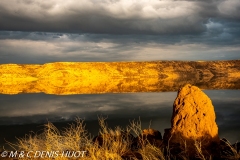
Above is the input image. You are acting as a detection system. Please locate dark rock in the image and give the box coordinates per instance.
[133,129,163,149]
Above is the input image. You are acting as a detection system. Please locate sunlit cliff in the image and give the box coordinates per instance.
[0,60,239,94]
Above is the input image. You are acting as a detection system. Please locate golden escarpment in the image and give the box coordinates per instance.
[0,60,240,94]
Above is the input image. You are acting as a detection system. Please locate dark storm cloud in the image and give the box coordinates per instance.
[0,0,239,35]
[0,0,201,34]
[0,32,240,64]
[0,0,240,63]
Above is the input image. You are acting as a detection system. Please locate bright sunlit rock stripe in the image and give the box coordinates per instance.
[0,61,239,94]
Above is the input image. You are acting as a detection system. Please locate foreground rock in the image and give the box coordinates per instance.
[91,84,238,159]
[164,84,219,157]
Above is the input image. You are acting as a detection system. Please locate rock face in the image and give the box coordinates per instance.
[1,60,240,94]
[164,84,219,147]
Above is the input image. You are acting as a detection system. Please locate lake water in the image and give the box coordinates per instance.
[0,89,240,149]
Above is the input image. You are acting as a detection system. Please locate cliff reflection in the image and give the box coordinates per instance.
[0,61,239,94]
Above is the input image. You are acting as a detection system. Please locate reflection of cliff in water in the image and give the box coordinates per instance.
[0,60,239,94]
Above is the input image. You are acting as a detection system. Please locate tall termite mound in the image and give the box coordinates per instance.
[164,84,219,149]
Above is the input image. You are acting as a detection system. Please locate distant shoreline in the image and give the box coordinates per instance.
[0,60,240,94]
[1,59,240,65]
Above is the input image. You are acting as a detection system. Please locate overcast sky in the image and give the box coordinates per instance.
[0,0,240,63]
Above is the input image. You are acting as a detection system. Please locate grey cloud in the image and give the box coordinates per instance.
[0,0,240,64]
[0,0,238,35]
[1,20,239,45]
[218,0,240,19]
[0,36,240,64]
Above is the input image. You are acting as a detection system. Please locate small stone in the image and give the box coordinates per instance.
[142,128,162,140]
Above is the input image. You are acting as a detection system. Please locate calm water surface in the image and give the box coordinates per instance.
[0,90,240,149]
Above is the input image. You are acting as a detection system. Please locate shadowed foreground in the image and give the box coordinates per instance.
[1,118,239,160]
[1,84,240,160]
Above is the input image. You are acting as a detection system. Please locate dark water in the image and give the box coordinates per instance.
[0,90,240,149]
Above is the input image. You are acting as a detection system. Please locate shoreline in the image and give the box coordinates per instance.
[1,60,240,94]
